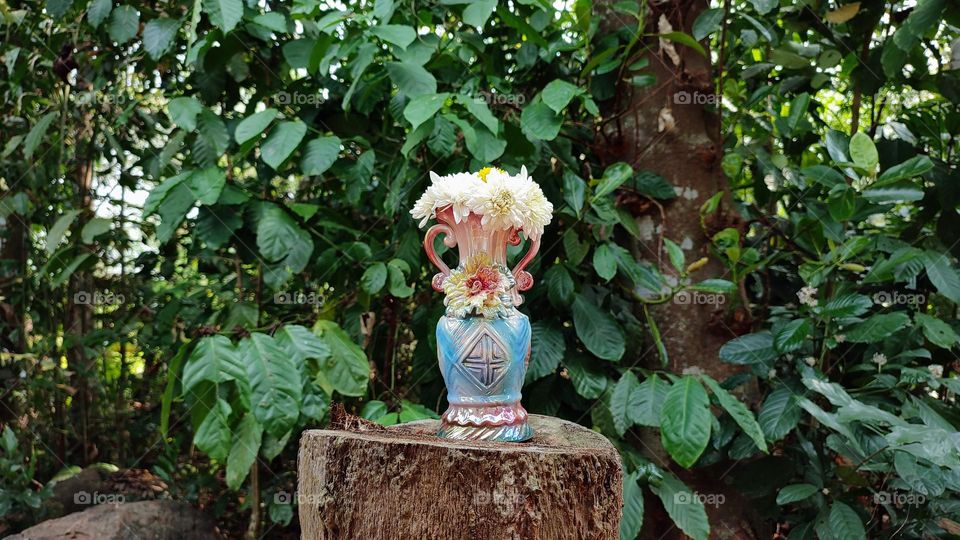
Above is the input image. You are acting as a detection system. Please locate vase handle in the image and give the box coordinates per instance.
[511,233,540,297]
[424,223,457,291]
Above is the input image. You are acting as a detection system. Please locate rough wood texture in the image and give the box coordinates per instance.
[298,414,622,539]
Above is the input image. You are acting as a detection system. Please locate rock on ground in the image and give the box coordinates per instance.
[7,500,218,540]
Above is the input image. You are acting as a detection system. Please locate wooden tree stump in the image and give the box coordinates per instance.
[298,414,623,539]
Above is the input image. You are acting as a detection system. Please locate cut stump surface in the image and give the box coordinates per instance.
[298,414,623,540]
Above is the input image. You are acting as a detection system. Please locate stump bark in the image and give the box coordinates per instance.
[298,414,623,540]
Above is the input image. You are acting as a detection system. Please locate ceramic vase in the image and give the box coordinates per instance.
[423,206,540,442]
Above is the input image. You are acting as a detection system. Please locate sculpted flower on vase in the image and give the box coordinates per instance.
[412,166,552,442]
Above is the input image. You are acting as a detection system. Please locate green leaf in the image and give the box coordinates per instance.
[188,167,226,205]
[404,93,449,130]
[750,0,777,14]
[275,324,331,364]
[861,186,924,203]
[156,182,196,243]
[702,375,768,453]
[689,279,735,294]
[313,320,370,397]
[652,472,709,540]
[659,31,707,57]
[544,265,574,307]
[594,162,633,198]
[108,6,139,44]
[203,0,242,33]
[620,472,645,540]
[663,238,685,273]
[692,8,723,41]
[87,0,111,27]
[24,111,58,160]
[848,132,878,172]
[824,502,866,540]
[261,120,307,169]
[242,333,302,438]
[719,332,777,364]
[609,371,639,436]
[542,79,580,113]
[160,342,191,436]
[46,210,80,254]
[459,95,499,134]
[167,97,203,131]
[757,386,800,441]
[572,294,625,361]
[386,61,437,97]
[527,322,565,382]
[818,294,872,318]
[235,108,278,144]
[360,263,388,295]
[226,413,262,489]
[256,204,313,284]
[301,136,341,175]
[628,374,670,427]
[386,259,414,297]
[369,24,416,49]
[876,155,933,186]
[80,218,111,243]
[562,169,586,215]
[182,335,247,393]
[562,353,608,399]
[463,0,496,28]
[915,313,959,349]
[923,251,960,303]
[774,319,811,353]
[593,244,618,281]
[634,170,677,199]
[143,18,180,60]
[195,398,232,460]
[660,376,711,468]
[520,101,562,141]
[776,484,818,505]
[844,312,909,343]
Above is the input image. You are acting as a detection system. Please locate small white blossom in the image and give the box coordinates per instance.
[928,364,944,378]
[804,356,817,366]
[835,334,846,343]
[821,488,830,495]
[871,353,888,367]
[797,286,818,307]
[768,368,777,379]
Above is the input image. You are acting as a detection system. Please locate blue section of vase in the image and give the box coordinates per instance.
[436,311,530,406]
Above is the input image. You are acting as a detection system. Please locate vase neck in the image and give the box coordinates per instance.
[439,212,514,269]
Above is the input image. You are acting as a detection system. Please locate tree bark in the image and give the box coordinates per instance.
[597,1,763,538]
[298,415,623,539]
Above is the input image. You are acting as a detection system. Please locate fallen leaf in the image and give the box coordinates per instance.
[825,2,861,24]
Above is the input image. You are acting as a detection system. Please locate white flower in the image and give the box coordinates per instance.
[469,171,527,232]
[804,356,817,366]
[797,286,818,307]
[835,334,846,343]
[871,353,887,367]
[928,364,944,378]
[768,368,777,379]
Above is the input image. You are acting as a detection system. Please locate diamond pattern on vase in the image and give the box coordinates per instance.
[458,327,509,390]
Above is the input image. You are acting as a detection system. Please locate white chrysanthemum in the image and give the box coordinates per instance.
[437,173,482,223]
[468,173,527,231]
[410,171,443,227]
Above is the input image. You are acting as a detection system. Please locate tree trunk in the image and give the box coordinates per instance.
[298,415,622,539]
[597,1,763,538]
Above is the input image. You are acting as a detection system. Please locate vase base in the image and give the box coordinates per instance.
[438,402,533,442]
[438,421,534,442]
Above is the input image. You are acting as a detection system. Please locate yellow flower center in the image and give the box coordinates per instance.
[477,167,503,182]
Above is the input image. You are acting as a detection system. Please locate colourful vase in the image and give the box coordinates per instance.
[423,206,540,442]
